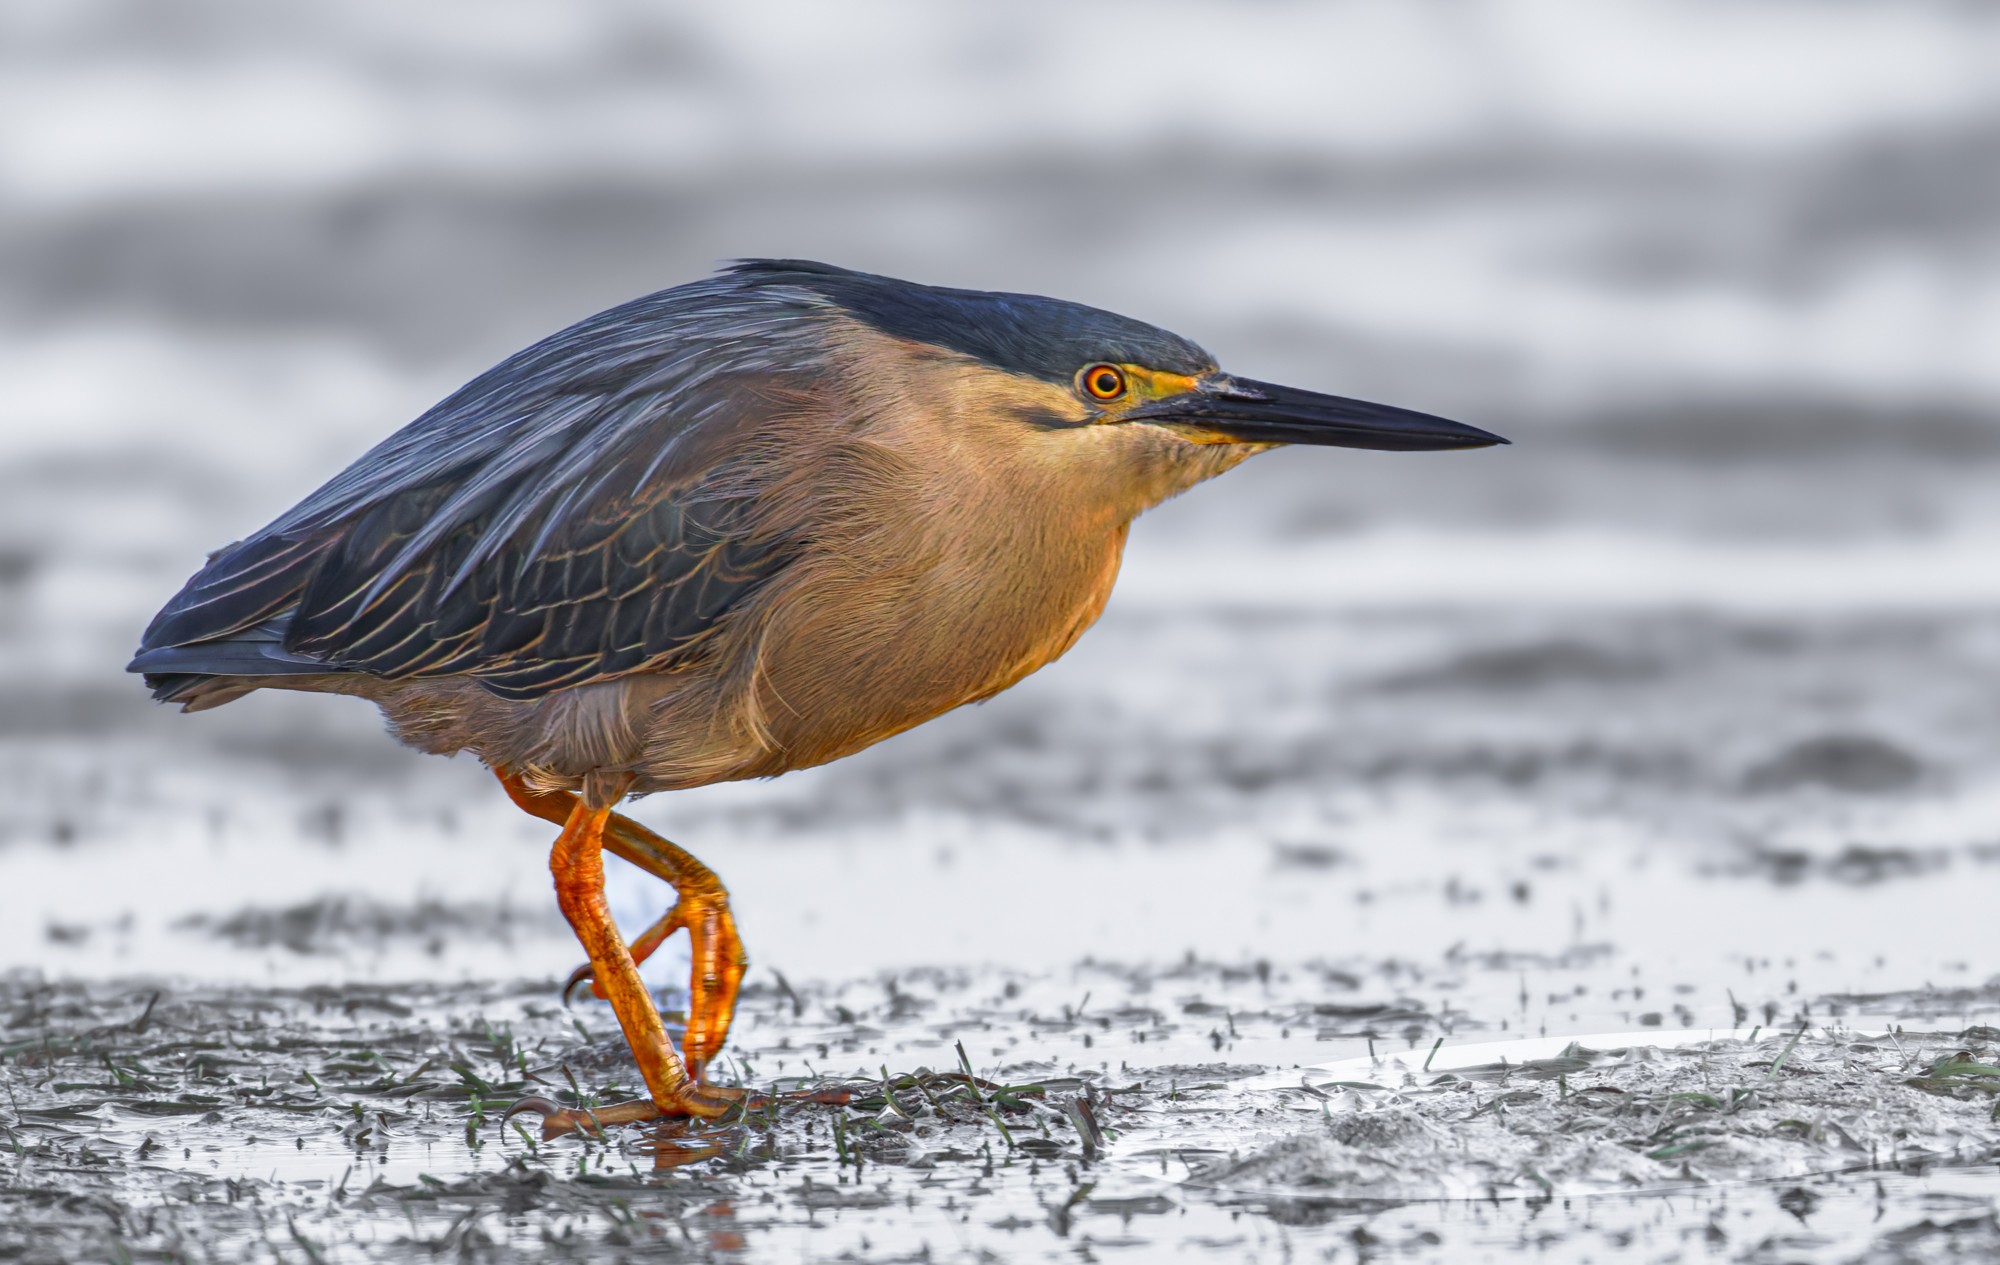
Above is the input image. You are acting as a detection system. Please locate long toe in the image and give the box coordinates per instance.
[509,1096,670,1138]
[506,1085,754,1139]
[681,901,748,1078]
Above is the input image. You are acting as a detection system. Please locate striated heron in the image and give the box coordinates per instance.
[130,261,1505,1132]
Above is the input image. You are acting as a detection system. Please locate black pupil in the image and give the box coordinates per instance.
[1093,369,1119,395]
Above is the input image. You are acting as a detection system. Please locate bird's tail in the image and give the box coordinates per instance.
[138,672,254,711]
[128,615,344,711]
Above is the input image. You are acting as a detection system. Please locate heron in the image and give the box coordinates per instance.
[129,260,1505,1132]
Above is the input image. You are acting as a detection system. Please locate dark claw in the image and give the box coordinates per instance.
[500,1095,569,1125]
[560,964,595,1007]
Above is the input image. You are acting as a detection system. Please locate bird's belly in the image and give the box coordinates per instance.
[701,526,1128,780]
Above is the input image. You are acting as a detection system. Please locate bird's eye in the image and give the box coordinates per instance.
[1081,364,1128,400]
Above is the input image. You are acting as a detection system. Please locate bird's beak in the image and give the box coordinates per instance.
[1128,375,1507,451]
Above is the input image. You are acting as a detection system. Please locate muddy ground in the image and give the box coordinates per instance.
[2,970,1997,1263]
[4,603,1999,1263]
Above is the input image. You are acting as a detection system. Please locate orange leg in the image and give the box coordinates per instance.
[498,772,748,1080]
[532,779,738,1136]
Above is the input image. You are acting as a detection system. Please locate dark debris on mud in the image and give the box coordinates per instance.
[174,895,561,957]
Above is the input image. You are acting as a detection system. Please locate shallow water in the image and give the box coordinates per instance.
[5,599,1999,1260]
[3,969,1996,1263]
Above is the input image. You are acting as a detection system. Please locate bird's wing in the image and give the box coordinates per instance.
[132,282,834,701]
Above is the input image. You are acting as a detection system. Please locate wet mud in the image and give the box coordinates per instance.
[7,576,2000,1265]
[2,965,1995,1263]
[5,597,2000,1262]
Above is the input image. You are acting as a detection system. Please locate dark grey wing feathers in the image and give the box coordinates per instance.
[131,270,845,702]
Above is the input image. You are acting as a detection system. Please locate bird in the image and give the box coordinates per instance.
[129,260,1505,1133]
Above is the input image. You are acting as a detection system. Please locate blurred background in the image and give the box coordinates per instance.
[2,0,1998,1013]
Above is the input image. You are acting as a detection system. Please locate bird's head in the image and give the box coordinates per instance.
[729,261,1506,506]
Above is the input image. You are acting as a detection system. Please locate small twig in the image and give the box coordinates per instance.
[1766,1026,1808,1083]
[128,992,161,1034]
[770,970,804,1019]
[956,1041,984,1104]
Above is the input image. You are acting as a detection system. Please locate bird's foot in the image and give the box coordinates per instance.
[504,1083,751,1139]
[562,891,746,1080]
[502,1082,866,1140]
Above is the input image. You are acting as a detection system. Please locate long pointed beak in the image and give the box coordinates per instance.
[1129,375,1507,451]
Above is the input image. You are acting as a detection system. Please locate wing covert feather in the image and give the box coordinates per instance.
[282,400,800,700]
[133,274,846,700]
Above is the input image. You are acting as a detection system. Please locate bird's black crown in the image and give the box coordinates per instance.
[726,260,1215,386]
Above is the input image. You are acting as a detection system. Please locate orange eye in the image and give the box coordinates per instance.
[1082,364,1127,400]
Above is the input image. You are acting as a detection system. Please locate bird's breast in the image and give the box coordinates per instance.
[735,495,1130,774]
